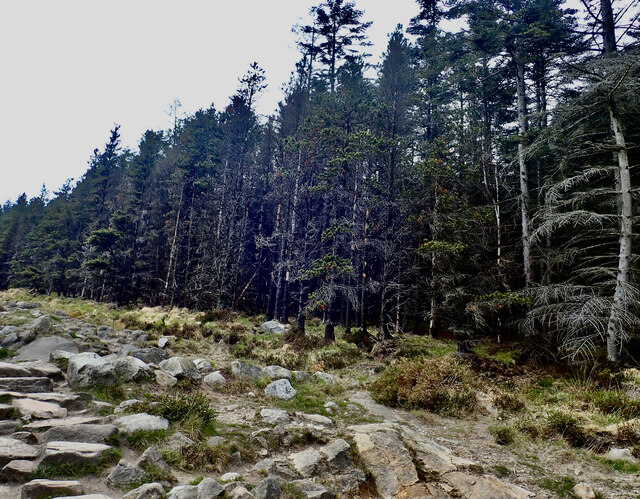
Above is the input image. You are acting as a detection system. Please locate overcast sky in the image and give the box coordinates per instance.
[0,0,421,204]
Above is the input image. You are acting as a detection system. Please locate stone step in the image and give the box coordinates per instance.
[0,391,84,410]
[0,437,42,467]
[0,403,17,419]
[41,424,118,444]
[0,362,33,378]
[13,399,67,420]
[0,459,38,484]
[21,479,83,499]
[41,441,112,466]
[0,377,53,393]
[22,415,105,432]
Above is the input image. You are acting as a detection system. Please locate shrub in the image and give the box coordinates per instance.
[489,424,516,445]
[494,392,525,413]
[310,342,361,370]
[370,357,478,416]
[151,393,215,439]
[586,389,640,419]
[545,411,587,447]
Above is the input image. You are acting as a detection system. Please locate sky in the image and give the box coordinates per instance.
[0,0,421,205]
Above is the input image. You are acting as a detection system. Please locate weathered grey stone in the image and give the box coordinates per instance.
[15,302,37,310]
[14,336,78,362]
[19,361,63,379]
[197,477,224,498]
[262,366,292,380]
[131,348,168,365]
[203,371,226,386]
[0,437,41,466]
[30,315,51,334]
[220,472,242,482]
[443,472,532,499]
[0,403,16,419]
[107,459,145,488]
[10,432,38,445]
[0,362,32,377]
[41,441,111,466]
[49,350,74,370]
[319,438,350,469]
[41,424,118,443]
[13,398,67,419]
[292,371,310,382]
[264,379,296,400]
[253,477,281,499]
[159,357,201,382]
[154,370,178,388]
[290,449,324,477]
[193,358,213,374]
[231,361,261,379]
[261,408,290,424]
[0,376,54,393]
[289,480,335,499]
[297,413,332,426]
[332,469,366,494]
[114,399,145,414]
[168,485,198,499]
[67,353,118,389]
[168,432,195,449]
[60,495,113,499]
[158,336,175,349]
[122,482,166,499]
[206,436,225,449]
[114,413,169,434]
[606,447,637,464]
[223,482,248,494]
[323,401,338,412]
[573,482,596,499]
[312,372,336,385]
[114,356,151,382]
[22,415,103,432]
[0,332,19,348]
[97,326,114,338]
[0,459,38,483]
[53,310,68,318]
[137,447,170,477]
[260,320,289,335]
[0,326,18,337]
[229,487,254,499]
[20,479,83,499]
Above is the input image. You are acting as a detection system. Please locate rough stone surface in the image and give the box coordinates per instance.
[41,441,111,466]
[197,477,224,498]
[261,408,290,424]
[107,459,146,487]
[290,449,324,477]
[114,413,169,434]
[0,437,41,466]
[49,350,74,369]
[0,361,32,377]
[573,482,596,499]
[41,424,118,443]
[67,353,118,388]
[168,485,198,499]
[231,361,261,379]
[443,472,532,499]
[289,480,335,499]
[312,372,336,384]
[14,336,78,362]
[13,398,67,419]
[229,487,254,499]
[252,478,281,499]
[122,482,167,499]
[0,459,38,483]
[264,379,297,400]
[606,447,637,463]
[260,320,289,335]
[203,371,226,386]
[131,347,168,365]
[319,438,350,469]
[114,356,151,382]
[159,357,202,382]
[22,415,103,432]
[30,315,51,334]
[297,413,333,426]
[220,472,242,482]
[137,446,171,476]
[21,479,83,499]
[0,377,53,393]
[262,366,292,380]
[193,358,213,373]
[154,369,178,388]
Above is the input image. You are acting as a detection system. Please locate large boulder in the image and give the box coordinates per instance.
[260,320,289,335]
[262,366,292,380]
[67,353,118,389]
[131,348,168,365]
[122,482,166,499]
[264,379,297,400]
[30,315,51,334]
[41,424,118,443]
[197,477,224,498]
[159,357,202,382]
[231,361,261,379]
[107,459,145,488]
[14,336,78,362]
[203,371,226,386]
[114,356,151,382]
[253,477,281,499]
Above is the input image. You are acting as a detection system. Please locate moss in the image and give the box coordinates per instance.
[597,457,640,474]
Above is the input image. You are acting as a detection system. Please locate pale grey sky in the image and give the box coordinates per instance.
[0,0,420,204]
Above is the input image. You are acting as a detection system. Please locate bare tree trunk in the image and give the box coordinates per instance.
[164,188,183,304]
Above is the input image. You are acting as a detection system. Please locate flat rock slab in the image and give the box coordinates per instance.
[0,362,33,378]
[21,479,83,499]
[41,441,112,466]
[62,495,114,499]
[13,336,78,362]
[0,377,53,393]
[113,413,169,434]
[41,424,118,444]
[0,459,38,483]
[0,391,83,410]
[13,399,67,419]
[290,479,335,499]
[443,472,533,499]
[0,403,16,419]
[22,415,104,432]
[0,437,41,466]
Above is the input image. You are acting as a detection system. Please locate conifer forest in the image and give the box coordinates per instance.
[2,0,639,363]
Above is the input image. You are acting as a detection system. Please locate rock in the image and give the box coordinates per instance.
[292,371,310,382]
[333,469,366,494]
[159,357,202,382]
[0,377,53,393]
[61,495,113,499]
[10,432,38,445]
[137,447,171,477]
[290,449,324,477]
[197,477,224,498]
[319,438,350,469]
[158,336,175,349]
[220,472,242,482]
[49,350,74,370]
[30,315,51,334]
[13,399,67,419]
[155,370,178,388]
[443,472,532,499]
[14,336,78,362]
[0,459,38,483]
[352,428,418,498]
[262,366,292,380]
[231,361,261,379]
[0,326,19,337]
[0,332,19,348]
[312,372,336,385]
[0,437,41,466]
[168,485,198,499]
[206,436,225,448]
[264,379,296,400]
[107,459,145,488]
[168,432,195,449]
[114,356,151,382]
[297,413,332,426]
[67,353,118,389]
[193,359,213,373]
[41,441,112,466]
[22,415,103,432]
[289,480,335,499]
[15,302,37,310]
[97,325,114,338]
[122,482,166,499]
[229,487,254,499]
[0,362,32,377]
[53,310,67,318]
[0,403,16,419]
[1,391,81,410]
[606,447,637,463]
[573,483,596,499]
[323,402,338,412]
[203,371,226,386]
[20,479,83,498]
[253,478,281,499]
[20,361,63,379]
[261,408,290,424]
[115,399,145,414]
[131,348,168,365]
[41,424,118,443]
[114,413,169,434]
[260,320,289,335]
[400,426,469,474]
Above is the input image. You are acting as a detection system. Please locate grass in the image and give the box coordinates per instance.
[34,448,121,479]
[597,457,640,474]
[273,380,344,415]
[125,429,172,450]
[394,335,457,358]
[0,348,12,359]
[539,476,577,498]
